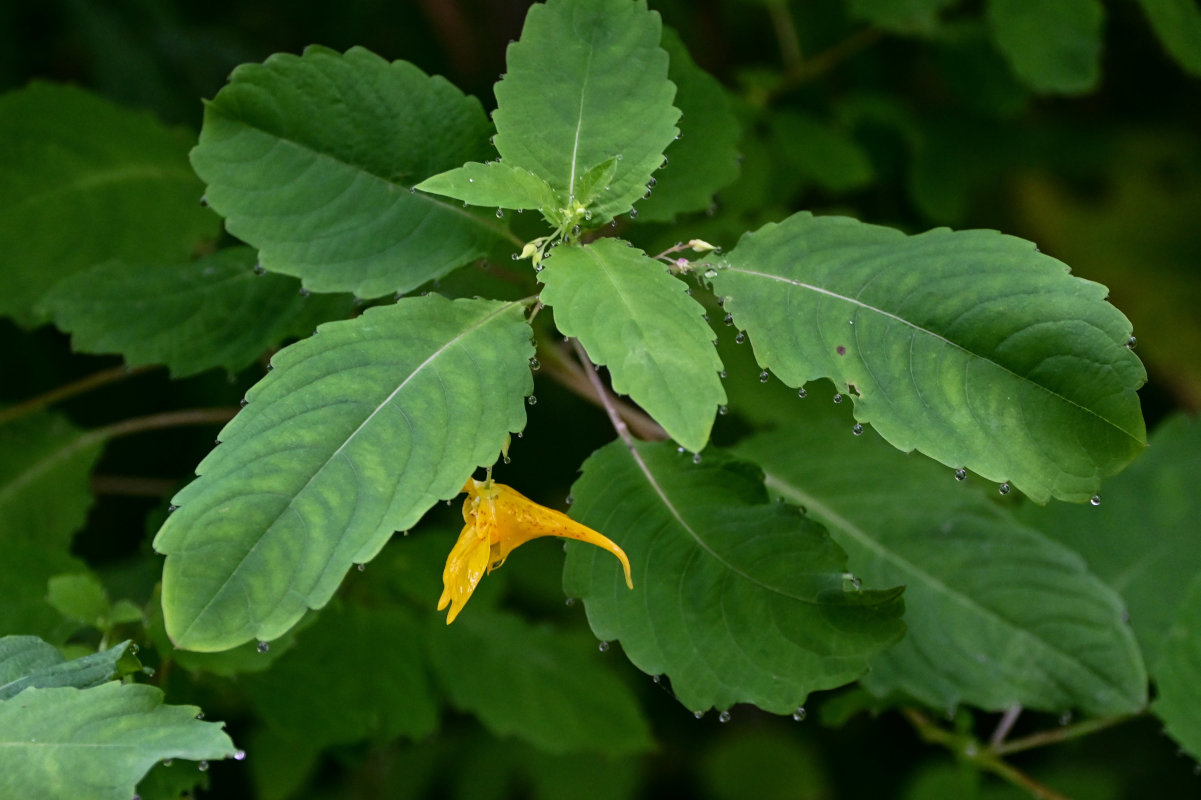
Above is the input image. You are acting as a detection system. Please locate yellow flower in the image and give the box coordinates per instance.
[437,478,634,624]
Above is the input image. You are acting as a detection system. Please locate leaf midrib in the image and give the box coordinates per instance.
[763,470,1138,705]
[173,300,524,644]
[727,266,1143,446]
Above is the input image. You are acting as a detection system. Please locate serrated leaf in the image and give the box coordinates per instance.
[246,603,436,746]
[191,45,518,298]
[416,161,557,212]
[41,248,352,378]
[1136,0,1201,77]
[736,399,1147,716]
[1017,414,1201,668]
[540,239,725,452]
[987,0,1104,94]
[0,413,101,638]
[0,82,218,327]
[636,28,741,222]
[492,0,679,224]
[1151,571,1201,760]
[427,608,653,756]
[709,212,1146,504]
[0,682,234,800]
[563,440,905,714]
[0,637,132,700]
[154,295,534,651]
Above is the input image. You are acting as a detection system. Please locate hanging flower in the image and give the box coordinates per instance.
[438,478,633,623]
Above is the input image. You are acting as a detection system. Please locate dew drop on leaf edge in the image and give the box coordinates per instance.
[598,640,610,652]
[792,707,807,722]
[719,710,732,724]
[954,468,967,481]
[257,641,270,653]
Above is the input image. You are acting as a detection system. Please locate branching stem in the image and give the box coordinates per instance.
[0,364,156,426]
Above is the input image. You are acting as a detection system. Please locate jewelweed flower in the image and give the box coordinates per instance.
[438,478,634,623]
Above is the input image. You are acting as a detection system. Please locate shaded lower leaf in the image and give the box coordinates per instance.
[0,682,234,800]
[540,239,725,453]
[154,295,534,651]
[0,637,134,700]
[0,82,218,327]
[1151,571,1201,760]
[41,248,353,378]
[1017,414,1201,668]
[563,440,905,715]
[709,211,1146,504]
[427,608,653,756]
[246,603,437,747]
[987,0,1104,94]
[1136,0,1201,77]
[737,399,1147,716]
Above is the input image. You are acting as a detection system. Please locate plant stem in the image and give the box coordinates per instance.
[763,26,883,102]
[994,714,1133,757]
[0,364,155,426]
[766,1,803,72]
[572,339,636,449]
[543,339,666,442]
[83,407,237,448]
[902,708,1072,800]
[990,705,1023,748]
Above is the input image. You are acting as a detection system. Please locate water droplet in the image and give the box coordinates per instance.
[565,597,576,607]
[678,446,686,455]
[142,667,155,677]
[692,453,702,464]
[628,208,638,220]
[467,178,474,183]
[409,186,417,193]
[584,209,592,220]
[718,710,732,724]
[723,313,734,326]
[719,370,727,379]
[529,357,540,371]
[954,469,967,481]
[662,156,669,167]
[652,674,662,684]
[718,405,729,415]
[850,575,862,589]
[253,264,266,275]
[199,195,208,207]
[999,483,1011,495]
[735,332,746,344]
[832,393,843,404]
[168,504,179,513]
[162,759,173,767]
[129,643,140,655]
[1090,495,1101,506]
[694,710,705,719]
[356,563,365,572]
[598,640,610,652]
[648,177,657,188]
[239,398,248,408]
[572,224,581,236]
[511,253,520,260]
[496,208,504,218]
[852,423,864,436]
[1126,336,1137,349]
[565,494,573,505]
[503,454,511,464]
[792,707,807,722]
[759,370,769,383]
[198,761,209,772]
[257,641,270,653]
[797,387,807,398]
[527,395,537,406]
[234,749,247,761]
[195,711,205,720]
[1059,712,1073,726]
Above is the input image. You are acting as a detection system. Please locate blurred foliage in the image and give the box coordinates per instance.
[2,0,1199,797]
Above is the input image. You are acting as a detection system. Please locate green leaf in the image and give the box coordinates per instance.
[45,573,109,626]
[1136,0,1201,77]
[702,730,830,800]
[1151,571,1201,760]
[0,682,234,800]
[0,637,132,700]
[416,161,558,213]
[492,0,680,224]
[427,609,653,756]
[708,212,1146,504]
[540,239,725,452]
[636,28,741,222]
[41,248,352,378]
[736,399,1147,716]
[246,603,437,746]
[154,295,534,651]
[191,45,516,298]
[1017,414,1201,667]
[769,111,873,194]
[987,0,1104,94]
[849,0,959,34]
[563,440,906,714]
[0,413,102,638]
[0,82,218,327]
